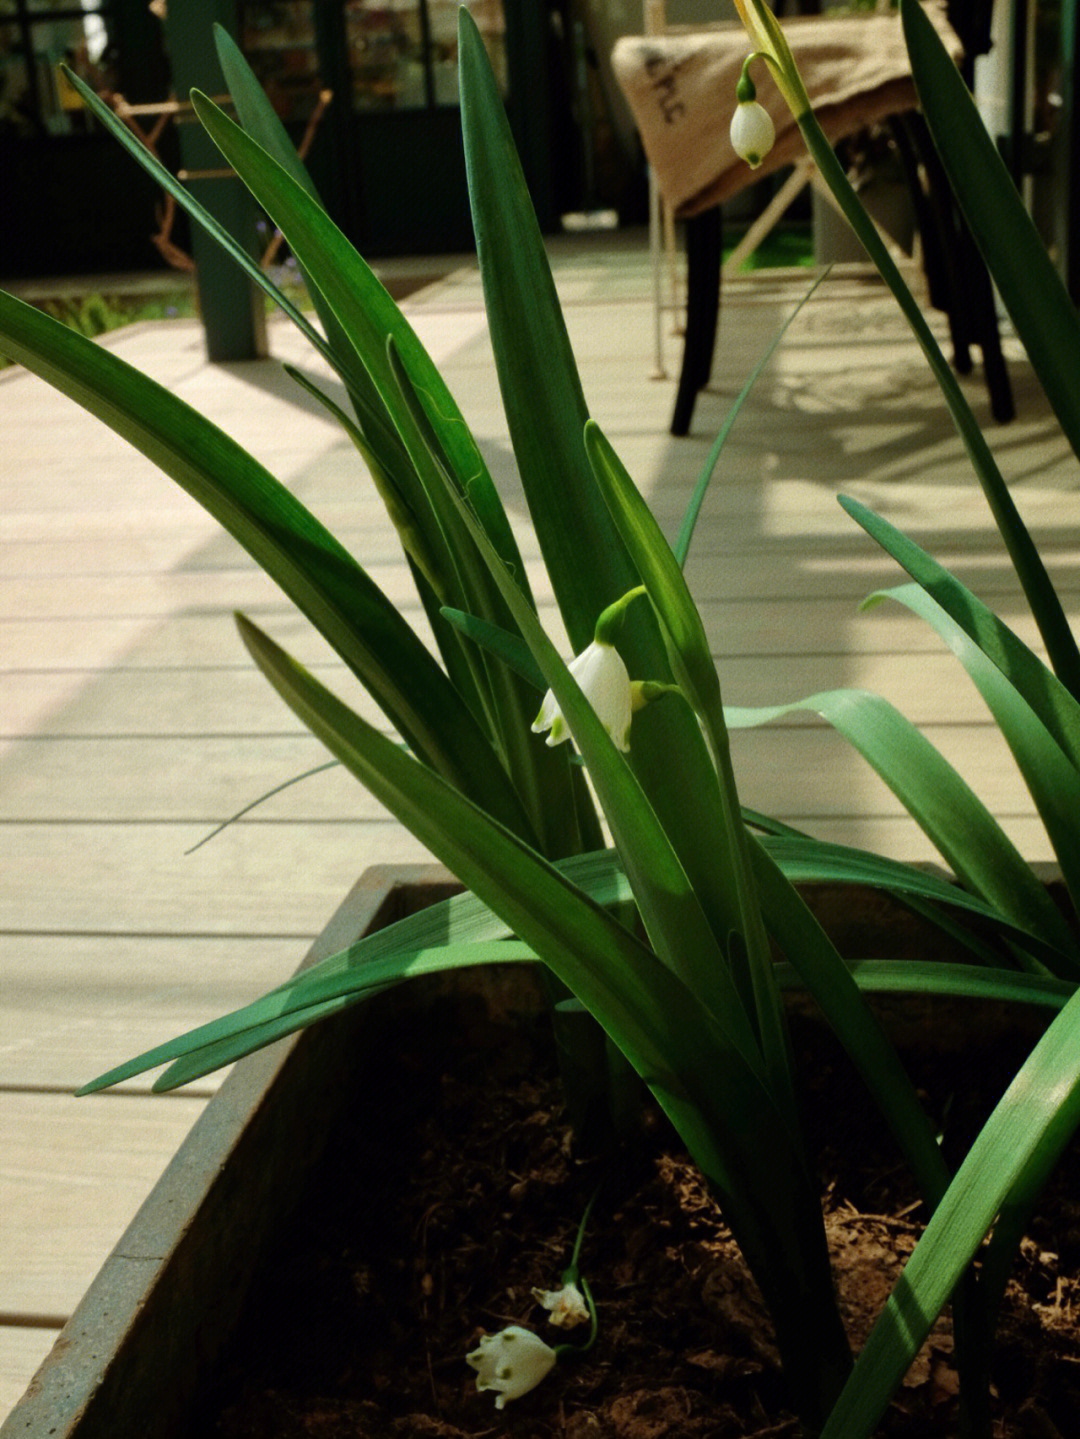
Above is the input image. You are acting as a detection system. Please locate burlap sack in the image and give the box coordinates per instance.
[611,6,962,216]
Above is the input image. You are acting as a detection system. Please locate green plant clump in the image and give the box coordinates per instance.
[1,3,1078,1435]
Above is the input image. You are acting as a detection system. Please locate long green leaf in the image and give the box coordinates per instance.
[55,67,385,407]
[155,940,539,1089]
[400,378,761,1051]
[187,88,531,612]
[675,269,829,566]
[840,495,1080,772]
[385,339,588,859]
[441,607,547,691]
[213,22,322,202]
[820,985,1080,1438]
[902,0,1080,466]
[282,364,445,594]
[759,832,1068,970]
[79,851,626,1093]
[727,688,1076,958]
[186,87,593,855]
[776,959,1075,1009]
[282,364,501,737]
[584,419,791,1104]
[794,110,1080,695]
[751,843,952,1209]
[0,291,534,839]
[457,9,654,664]
[871,583,1080,931]
[231,614,852,1415]
[210,21,395,440]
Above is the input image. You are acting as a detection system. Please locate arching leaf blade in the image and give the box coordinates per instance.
[727,688,1075,958]
[820,986,1080,1438]
[871,583,1080,934]
[840,495,1080,772]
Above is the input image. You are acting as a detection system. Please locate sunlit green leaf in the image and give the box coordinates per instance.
[820,986,1080,1438]
[727,688,1075,959]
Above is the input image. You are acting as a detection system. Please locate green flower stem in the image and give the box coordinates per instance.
[554,1275,599,1358]
[595,586,648,646]
[795,109,1080,694]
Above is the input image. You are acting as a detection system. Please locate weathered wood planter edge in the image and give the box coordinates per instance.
[1,864,461,1439]
[2,861,1067,1437]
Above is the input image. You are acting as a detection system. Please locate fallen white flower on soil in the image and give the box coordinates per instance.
[466,1325,558,1409]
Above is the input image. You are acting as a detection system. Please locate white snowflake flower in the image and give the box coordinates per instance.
[466,1325,558,1409]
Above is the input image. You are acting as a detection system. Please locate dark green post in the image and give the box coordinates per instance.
[164,0,267,361]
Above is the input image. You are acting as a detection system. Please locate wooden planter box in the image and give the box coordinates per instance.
[1,866,465,1439]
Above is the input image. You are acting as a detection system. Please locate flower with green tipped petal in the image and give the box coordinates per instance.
[532,1279,590,1328]
[532,639,633,752]
[466,1325,558,1409]
[730,69,775,168]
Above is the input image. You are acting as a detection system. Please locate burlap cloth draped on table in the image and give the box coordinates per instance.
[611,6,963,218]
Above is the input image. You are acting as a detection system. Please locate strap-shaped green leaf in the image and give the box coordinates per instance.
[55,67,386,408]
[186,88,531,609]
[78,851,627,1093]
[776,959,1075,1009]
[440,607,547,691]
[758,832,1069,969]
[675,270,828,566]
[840,495,1080,771]
[187,88,597,858]
[229,615,852,1414]
[155,940,540,1089]
[283,364,444,594]
[819,985,1080,1438]
[727,688,1075,957]
[902,0,1080,466]
[0,290,534,839]
[406,380,760,1052]
[793,108,1080,695]
[584,419,791,1102]
[457,9,656,665]
[210,21,396,441]
[214,22,322,202]
[871,583,1080,933]
[282,363,502,735]
[386,340,589,859]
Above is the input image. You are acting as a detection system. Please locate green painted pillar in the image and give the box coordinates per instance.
[164,0,267,361]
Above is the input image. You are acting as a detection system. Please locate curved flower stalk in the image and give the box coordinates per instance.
[730,0,810,116]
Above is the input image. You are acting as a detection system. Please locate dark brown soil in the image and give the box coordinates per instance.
[195,978,1080,1439]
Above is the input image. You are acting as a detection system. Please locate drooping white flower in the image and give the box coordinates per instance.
[532,640,633,752]
[730,98,775,168]
[466,1325,558,1409]
[532,1280,590,1329]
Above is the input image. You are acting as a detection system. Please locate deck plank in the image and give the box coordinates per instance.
[0,1092,206,1318]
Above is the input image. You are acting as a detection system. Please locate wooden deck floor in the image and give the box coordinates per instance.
[2,235,1076,1418]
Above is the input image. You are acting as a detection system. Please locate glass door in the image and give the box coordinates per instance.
[240,0,539,257]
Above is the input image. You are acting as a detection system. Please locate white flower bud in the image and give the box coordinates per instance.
[532,1280,590,1328]
[730,100,775,168]
[532,639,633,752]
[466,1325,558,1409]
